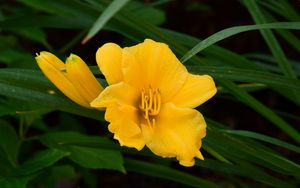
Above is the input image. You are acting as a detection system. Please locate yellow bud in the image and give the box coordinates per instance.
[66,54,103,103]
[36,52,91,108]
[37,51,65,71]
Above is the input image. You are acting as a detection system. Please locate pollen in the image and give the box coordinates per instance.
[139,86,161,127]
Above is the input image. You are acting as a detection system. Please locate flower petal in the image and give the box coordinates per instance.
[66,54,103,104]
[36,52,90,108]
[171,74,217,108]
[105,105,140,136]
[38,51,65,70]
[96,43,123,85]
[141,103,206,166]
[121,47,145,90]
[90,82,139,108]
[122,39,188,102]
[106,104,145,150]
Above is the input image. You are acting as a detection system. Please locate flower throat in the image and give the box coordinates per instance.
[139,86,161,127]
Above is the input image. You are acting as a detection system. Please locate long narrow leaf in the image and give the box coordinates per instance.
[82,0,130,44]
[187,66,300,91]
[220,129,300,154]
[205,125,300,177]
[0,69,103,120]
[262,9,300,53]
[242,0,299,103]
[242,0,296,78]
[218,80,300,144]
[197,159,293,188]
[181,22,300,63]
[124,158,220,188]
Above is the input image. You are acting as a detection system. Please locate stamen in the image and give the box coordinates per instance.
[141,90,145,109]
[152,118,156,128]
[148,86,153,110]
[139,86,161,127]
[156,90,161,114]
[144,99,148,119]
[152,91,157,114]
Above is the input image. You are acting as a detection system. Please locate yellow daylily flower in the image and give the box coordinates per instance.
[91,39,217,166]
[36,52,103,108]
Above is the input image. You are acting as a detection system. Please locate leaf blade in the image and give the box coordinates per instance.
[187,66,300,91]
[218,80,300,144]
[82,0,130,44]
[12,149,69,176]
[181,22,300,63]
[220,129,300,154]
[125,158,220,188]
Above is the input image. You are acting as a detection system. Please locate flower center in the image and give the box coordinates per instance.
[139,86,161,127]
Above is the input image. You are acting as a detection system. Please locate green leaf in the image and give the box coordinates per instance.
[12,149,69,176]
[0,50,33,66]
[39,131,116,149]
[126,1,165,25]
[0,177,29,188]
[68,146,125,172]
[218,80,300,144]
[259,0,300,21]
[202,145,231,164]
[197,159,293,188]
[205,121,300,177]
[40,132,125,172]
[0,146,11,162]
[242,0,299,102]
[0,150,13,176]
[262,10,300,53]
[0,98,16,117]
[161,28,262,70]
[0,69,103,121]
[220,129,300,154]
[82,0,130,44]
[245,53,300,75]
[180,22,300,63]
[125,158,220,188]
[187,66,300,91]
[17,0,77,16]
[0,120,19,167]
[0,15,92,29]
[0,82,100,120]
[9,27,50,48]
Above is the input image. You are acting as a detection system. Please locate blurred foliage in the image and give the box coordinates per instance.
[0,0,300,187]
